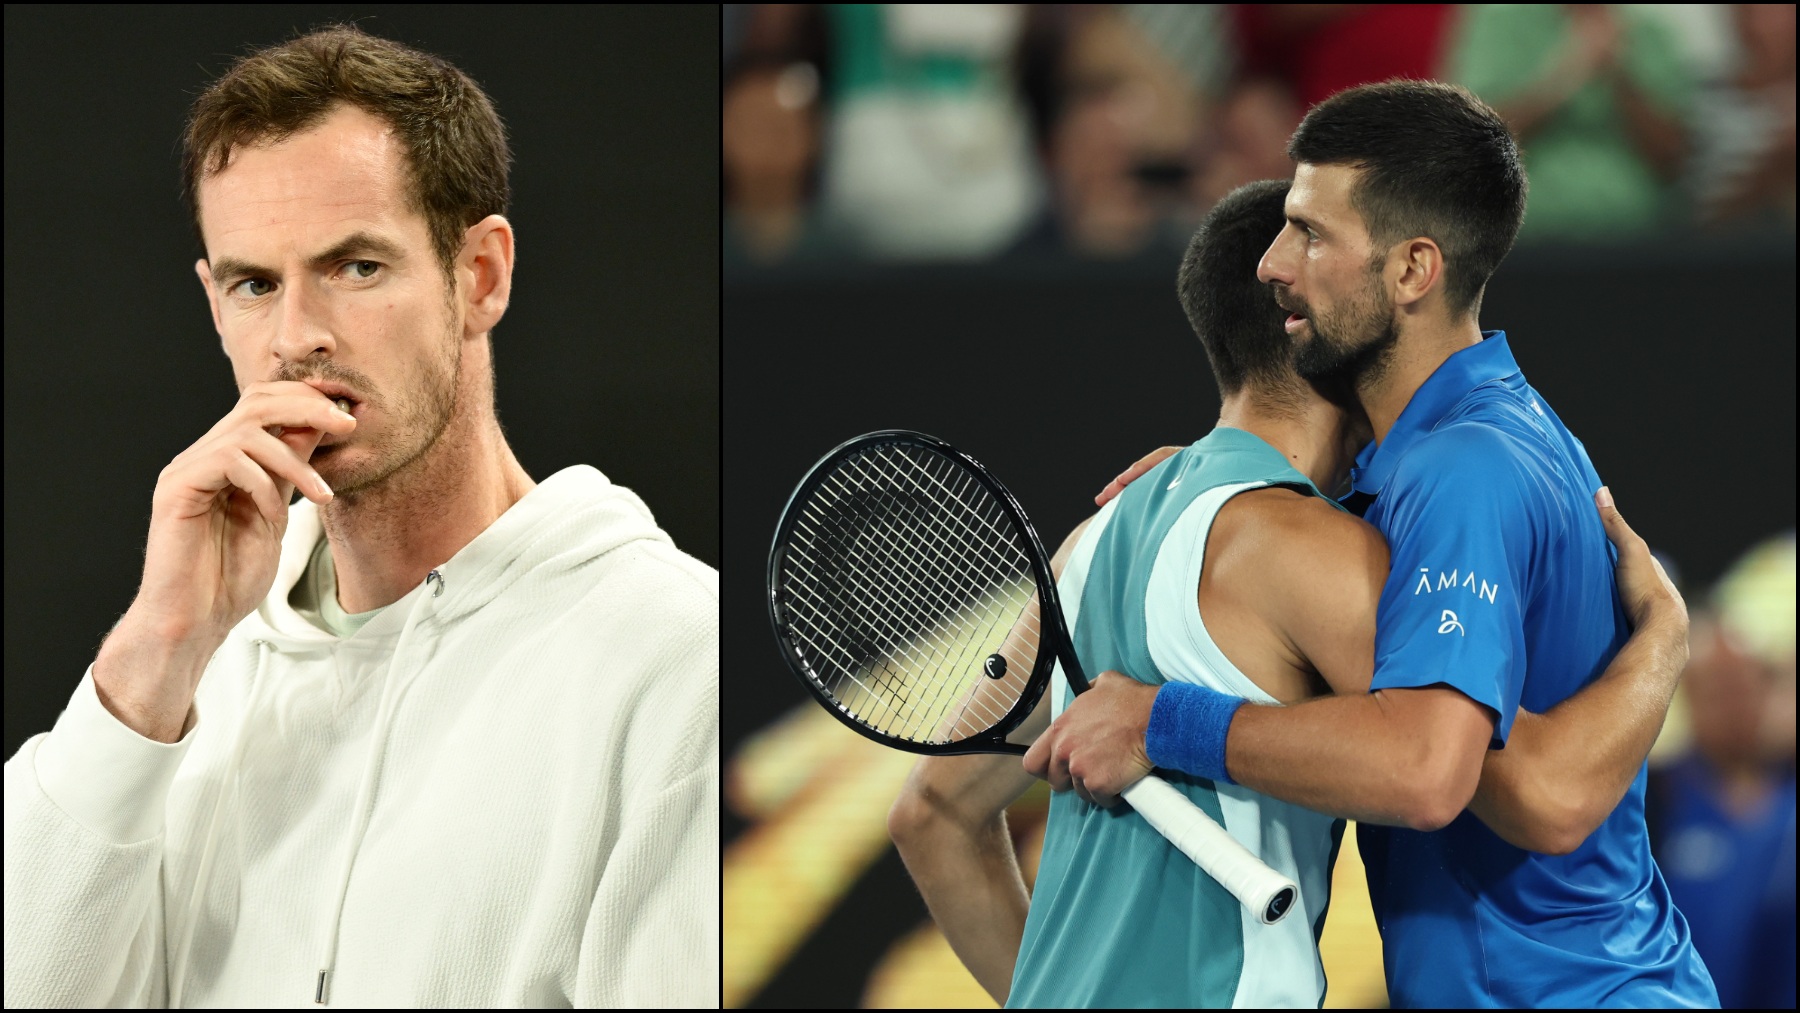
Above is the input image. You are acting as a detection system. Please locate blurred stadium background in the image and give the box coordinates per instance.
[722,4,1796,1008]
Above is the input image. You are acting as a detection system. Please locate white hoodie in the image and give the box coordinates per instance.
[3,465,719,1008]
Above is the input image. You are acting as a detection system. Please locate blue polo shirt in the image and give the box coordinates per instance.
[1349,333,1717,1007]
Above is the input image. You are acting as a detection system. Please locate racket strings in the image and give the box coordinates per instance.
[844,450,1040,736]
[776,442,1045,743]
[790,458,1027,737]
[856,449,1049,734]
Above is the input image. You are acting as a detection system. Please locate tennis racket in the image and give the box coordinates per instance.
[766,430,1299,925]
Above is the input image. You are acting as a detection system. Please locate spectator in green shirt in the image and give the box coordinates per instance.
[1448,4,1693,241]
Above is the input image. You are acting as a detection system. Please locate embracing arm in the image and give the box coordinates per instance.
[1087,449,1688,850]
[1232,488,1684,839]
[1050,482,1497,827]
[1468,489,1689,854]
[1236,484,1689,847]
[1219,496,1494,831]
[1226,688,1494,830]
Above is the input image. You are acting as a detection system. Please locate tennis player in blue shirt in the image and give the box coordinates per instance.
[1035,81,1719,1007]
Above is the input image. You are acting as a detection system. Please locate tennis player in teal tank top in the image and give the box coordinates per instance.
[1009,429,1346,1008]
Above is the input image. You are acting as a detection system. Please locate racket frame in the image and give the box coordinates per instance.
[767,429,1082,756]
[767,429,1300,926]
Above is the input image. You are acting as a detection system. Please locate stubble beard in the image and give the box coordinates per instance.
[315,324,462,502]
[1291,261,1400,392]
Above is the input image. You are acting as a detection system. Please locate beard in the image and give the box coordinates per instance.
[284,326,462,499]
[1279,261,1400,389]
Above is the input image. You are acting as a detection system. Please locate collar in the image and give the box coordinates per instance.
[1347,331,1519,499]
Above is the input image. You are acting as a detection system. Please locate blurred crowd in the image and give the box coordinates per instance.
[722,4,1798,263]
[1651,533,1796,1010]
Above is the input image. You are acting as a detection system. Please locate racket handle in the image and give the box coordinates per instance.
[1120,775,1299,926]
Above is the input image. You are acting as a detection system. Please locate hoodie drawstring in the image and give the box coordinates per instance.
[313,569,444,1004]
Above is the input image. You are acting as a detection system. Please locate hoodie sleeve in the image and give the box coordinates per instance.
[574,609,720,1008]
[4,669,191,1007]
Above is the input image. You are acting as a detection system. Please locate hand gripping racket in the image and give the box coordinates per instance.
[767,430,1299,925]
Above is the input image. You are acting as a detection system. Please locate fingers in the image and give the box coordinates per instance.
[1044,742,1074,793]
[1096,446,1182,507]
[222,448,288,530]
[272,419,330,463]
[1596,486,1688,630]
[1024,727,1122,804]
[1095,479,1126,509]
[240,427,334,504]
[1594,486,1645,556]
[1073,775,1093,807]
[1074,775,1120,809]
[1022,725,1077,792]
[1022,731,1051,782]
[232,387,358,447]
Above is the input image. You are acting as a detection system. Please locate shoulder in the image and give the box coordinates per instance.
[1216,486,1387,569]
[1391,417,1551,507]
[1051,513,1100,579]
[1206,487,1387,694]
[1210,486,1389,607]
[552,536,717,724]
[574,540,718,777]
[578,537,718,636]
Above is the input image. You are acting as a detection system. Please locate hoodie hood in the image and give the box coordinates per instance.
[246,465,669,649]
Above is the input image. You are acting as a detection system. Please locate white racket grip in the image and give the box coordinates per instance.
[1121,775,1299,925]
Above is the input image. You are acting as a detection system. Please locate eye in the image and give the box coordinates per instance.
[231,278,275,298]
[342,260,381,280]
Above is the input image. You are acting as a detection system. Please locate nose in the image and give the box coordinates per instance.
[1257,226,1297,287]
[270,275,336,364]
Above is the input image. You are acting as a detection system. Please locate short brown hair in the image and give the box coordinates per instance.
[1177,179,1293,396]
[182,25,511,281]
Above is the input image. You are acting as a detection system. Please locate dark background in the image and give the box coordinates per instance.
[3,6,719,759]
[722,233,1798,1007]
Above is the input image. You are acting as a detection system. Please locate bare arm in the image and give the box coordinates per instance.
[1100,451,1694,850]
[888,741,1042,1003]
[1261,487,1689,845]
[887,518,1092,1003]
[1228,498,1495,832]
[1467,490,1689,853]
[1271,487,1692,850]
[1226,687,1494,830]
[1033,491,1493,828]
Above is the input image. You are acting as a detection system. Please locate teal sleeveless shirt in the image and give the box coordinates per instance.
[1007,428,1346,1008]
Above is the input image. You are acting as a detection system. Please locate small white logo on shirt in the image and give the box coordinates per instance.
[1412,567,1500,604]
[1167,476,1181,490]
[1438,610,1466,636]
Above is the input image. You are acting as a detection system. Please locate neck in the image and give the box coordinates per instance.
[319,359,535,615]
[1362,313,1486,444]
[1218,387,1370,497]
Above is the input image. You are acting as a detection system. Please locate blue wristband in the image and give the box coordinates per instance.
[1145,682,1245,785]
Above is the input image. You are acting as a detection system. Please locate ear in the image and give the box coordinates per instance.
[195,259,226,340]
[1390,237,1444,310]
[457,215,515,336]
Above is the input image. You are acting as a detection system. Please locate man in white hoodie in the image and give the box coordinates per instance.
[2,26,718,1008]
